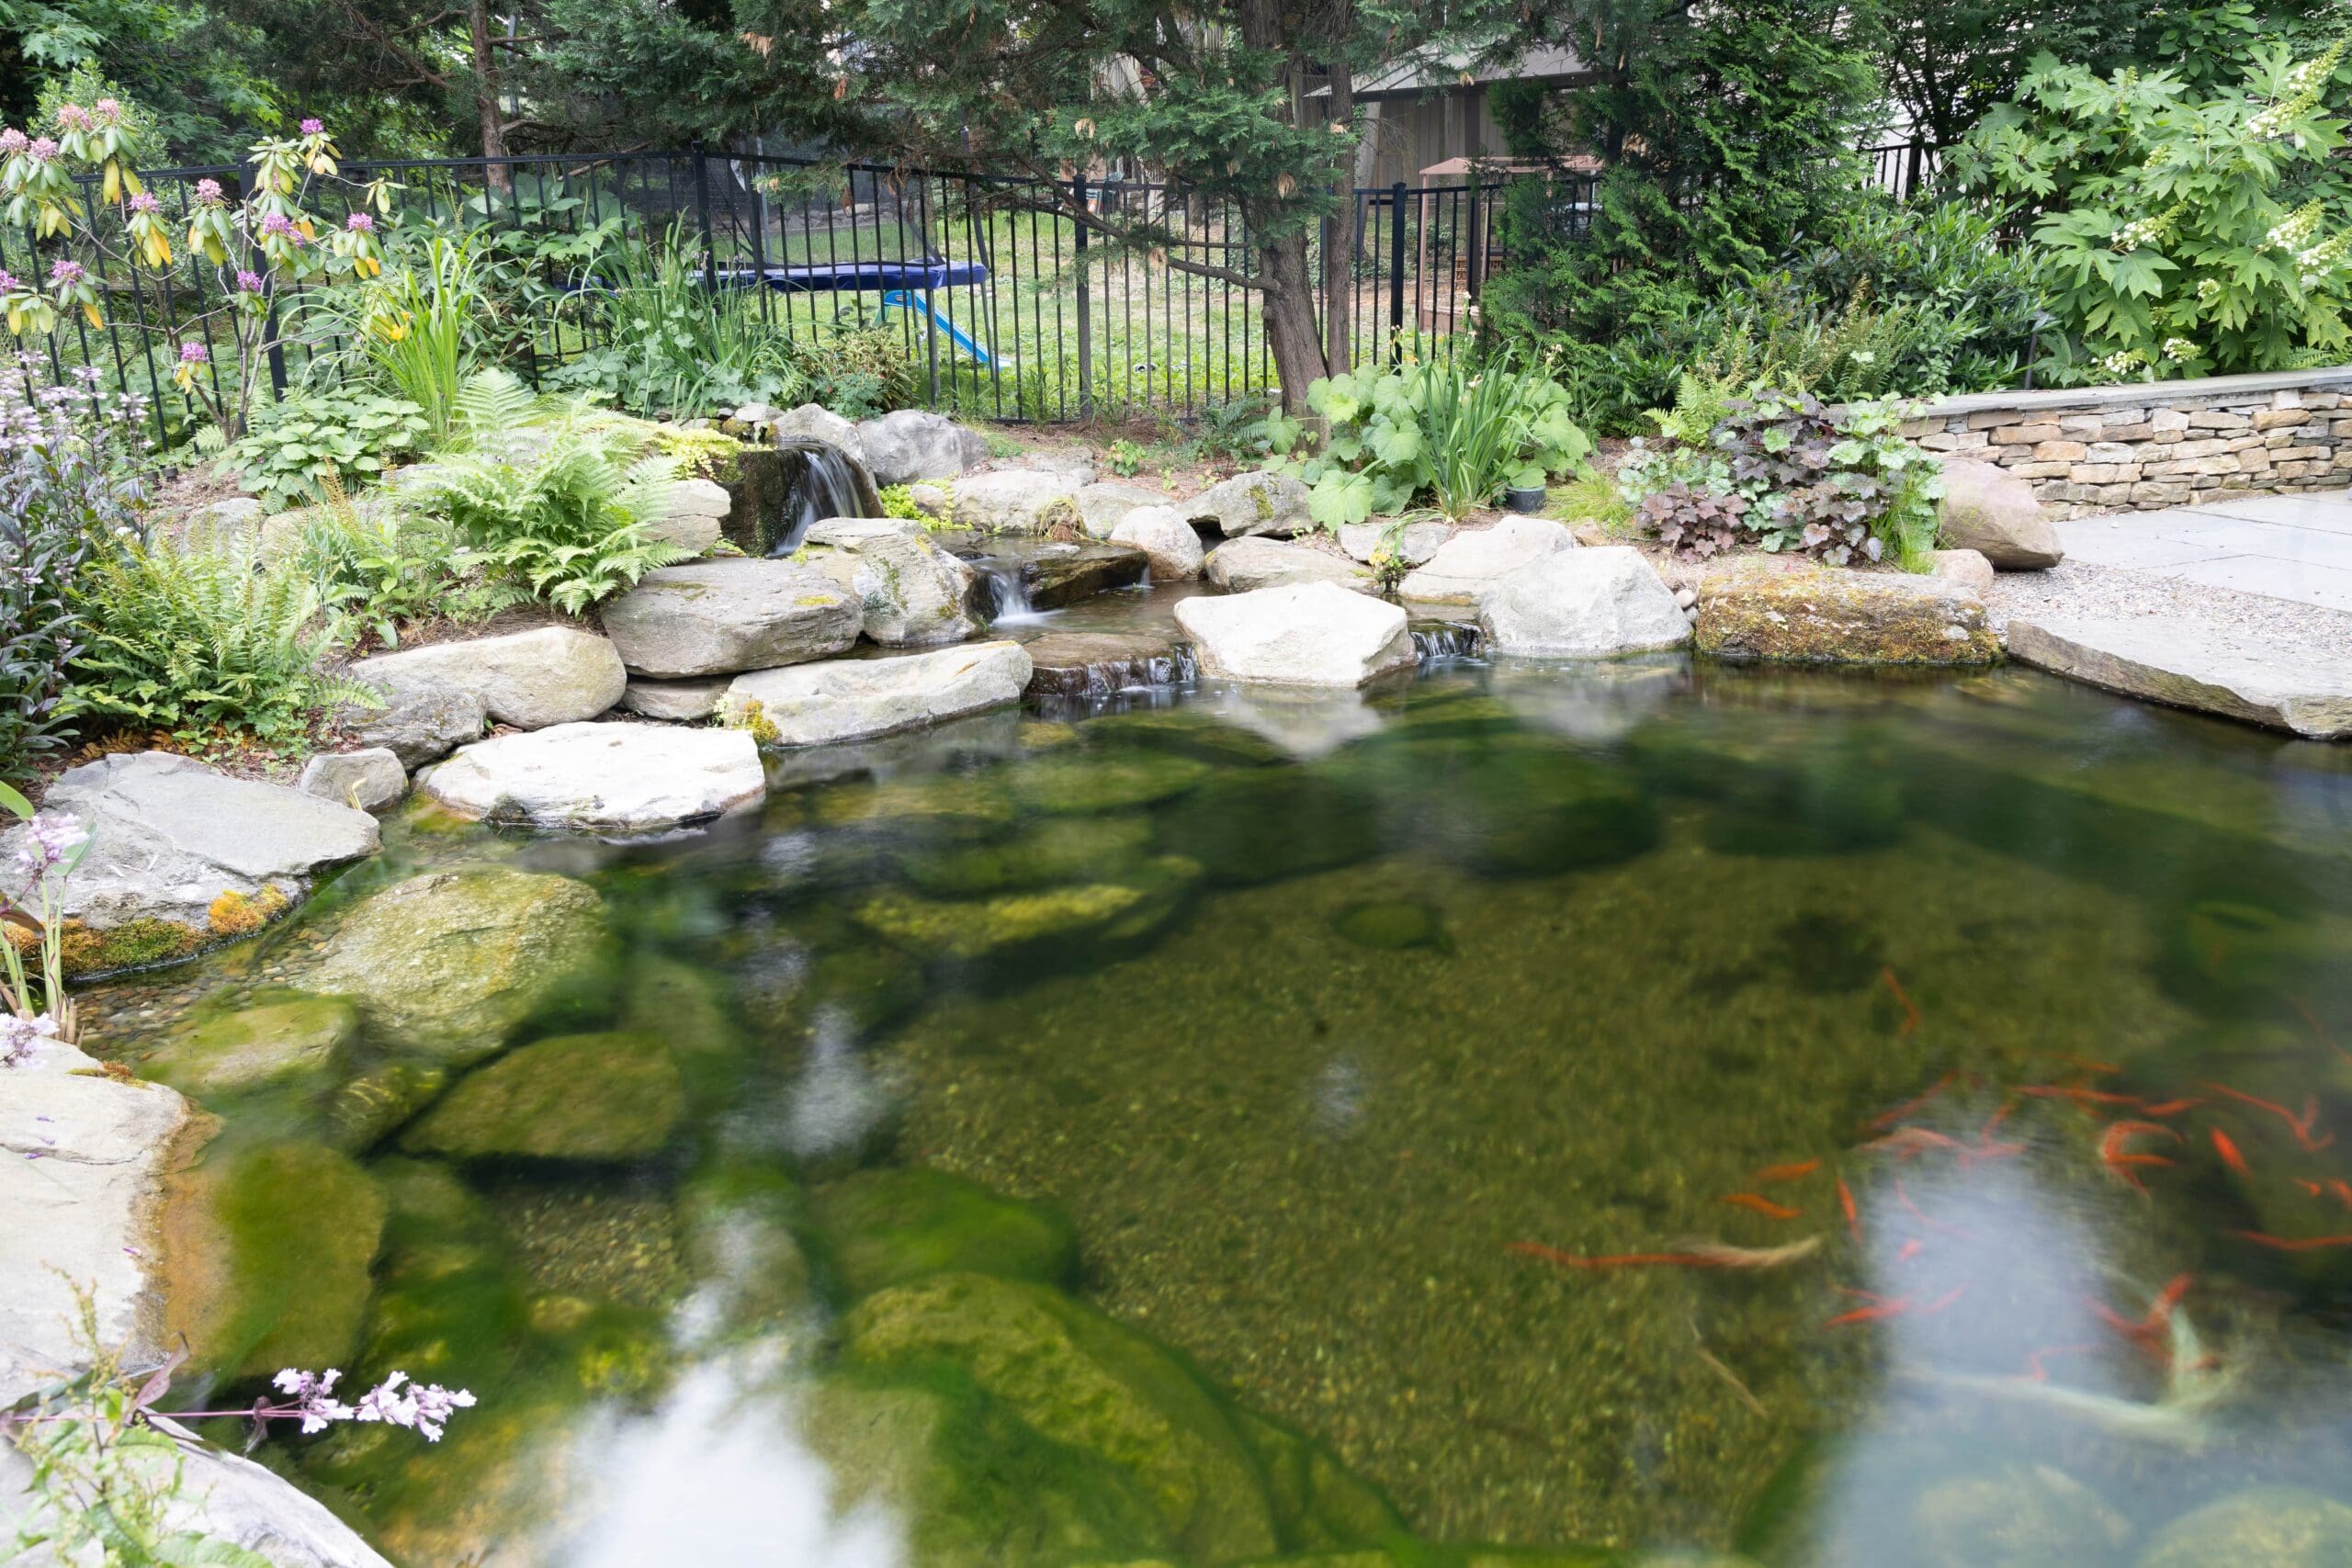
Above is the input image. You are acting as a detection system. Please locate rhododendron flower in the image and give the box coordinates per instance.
[127,191,160,215]
[0,129,27,155]
[178,341,209,363]
[236,269,264,293]
[27,137,57,161]
[193,177,223,203]
[46,259,83,286]
[54,105,89,131]
[345,211,373,232]
[300,118,324,136]
[0,271,17,292]
[93,97,121,120]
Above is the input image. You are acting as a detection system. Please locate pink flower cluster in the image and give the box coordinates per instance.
[300,118,325,136]
[178,341,209,364]
[0,129,26,155]
[94,98,121,121]
[127,191,160,215]
[0,1012,62,1071]
[27,137,58,162]
[236,269,264,293]
[0,271,17,293]
[345,211,373,233]
[257,212,300,240]
[46,259,83,287]
[271,1369,476,1442]
[54,105,89,132]
[193,177,224,204]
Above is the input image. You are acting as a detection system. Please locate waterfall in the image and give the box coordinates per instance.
[972,560,1045,624]
[766,437,880,556]
[1411,623,1484,663]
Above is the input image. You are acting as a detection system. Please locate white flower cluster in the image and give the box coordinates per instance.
[2195,277,2222,304]
[2294,228,2352,288]
[2111,214,2170,254]
[2265,201,2324,255]
[2162,337,2198,363]
[2099,348,2147,379]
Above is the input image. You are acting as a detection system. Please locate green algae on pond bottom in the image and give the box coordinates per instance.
[79,658,2352,1567]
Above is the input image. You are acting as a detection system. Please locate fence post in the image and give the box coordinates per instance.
[1906,137,1926,200]
[1386,181,1408,365]
[1072,172,1092,420]
[691,141,718,295]
[1464,178,1484,312]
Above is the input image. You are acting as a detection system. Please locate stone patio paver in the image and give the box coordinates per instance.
[2056,490,2352,612]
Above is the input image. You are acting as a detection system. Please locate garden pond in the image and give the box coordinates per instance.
[83,634,2352,1568]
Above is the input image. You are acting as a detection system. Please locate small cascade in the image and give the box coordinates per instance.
[765,436,881,556]
[1411,623,1484,663]
[973,560,1046,624]
[1025,637,1201,718]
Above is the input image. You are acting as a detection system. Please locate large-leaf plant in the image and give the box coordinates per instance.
[1292,354,1593,526]
[1953,40,2352,380]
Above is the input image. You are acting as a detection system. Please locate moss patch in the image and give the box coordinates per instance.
[401,1032,684,1162]
[812,1168,1080,1298]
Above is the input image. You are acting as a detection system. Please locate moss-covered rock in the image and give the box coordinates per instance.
[326,1058,451,1150]
[843,1271,1280,1562]
[360,1157,533,1391]
[138,991,360,1099]
[678,1163,815,1335]
[800,1363,1174,1568]
[812,773,1019,839]
[1331,901,1451,954]
[812,1168,1080,1298]
[1694,563,1999,665]
[401,1032,684,1161]
[298,866,612,1062]
[997,751,1214,815]
[1905,1464,2134,1568]
[620,953,741,1055]
[492,1183,687,1310]
[1232,1407,1404,1551]
[164,1140,387,1381]
[1154,770,1377,887]
[854,856,1198,963]
[56,916,203,977]
[2136,1487,2352,1568]
[898,815,1156,898]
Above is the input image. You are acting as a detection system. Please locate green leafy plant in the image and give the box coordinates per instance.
[797,318,915,420]
[1295,353,1592,525]
[64,534,364,745]
[552,223,810,418]
[222,389,427,512]
[1954,40,2352,379]
[1183,395,1295,465]
[404,371,689,615]
[296,481,521,650]
[1105,437,1147,477]
[337,232,485,443]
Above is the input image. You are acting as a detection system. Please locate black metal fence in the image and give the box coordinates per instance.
[2,147,1538,437]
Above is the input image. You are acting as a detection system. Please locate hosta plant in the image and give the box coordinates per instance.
[1953,40,2352,380]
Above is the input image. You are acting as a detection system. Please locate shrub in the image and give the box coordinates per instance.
[0,369,148,781]
[403,371,689,614]
[1953,41,2352,379]
[65,535,362,745]
[551,223,811,418]
[295,482,522,649]
[338,232,487,442]
[1295,352,1592,525]
[796,319,915,420]
[222,389,428,512]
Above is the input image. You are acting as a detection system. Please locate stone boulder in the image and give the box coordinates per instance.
[401,1032,684,1161]
[1182,469,1312,538]
[2137,1487,2352,1568]
[854,857,1196,962]
[2007,616,2352,739]
[1929,547,1996,595]
[1340,519,1453,566]
[1176,582,1418,688]
[721,641,1033,747]
[803,517,982,645]
[1478,547,1691,658]
[1010,540,1150,609]
[1938,458,2064,569]
[1204,537,1374,593]
[0,752,379,933]
[1021,630,1190,697]
[950,469,1082,534]
[1397,516,1576,604]
[1109,504,1205,580]
[600,559,861,678]
[1076,480,1170,538]
[857,410,990,485]
[140,993,360,1100]
[340,682,485,768]
[810,1168,1080,1298]
[0,1040,190,1406]
[1695,562,2001,664]
[775,402,865,461]
[419,722,765,832]
[294,866,609,1061]
[299,748,408,812]
[164,1140,385,1379]
[843,1271,1281,1562]
[350,626,627,730]
[620,674,730,721]
[641,476,729,555]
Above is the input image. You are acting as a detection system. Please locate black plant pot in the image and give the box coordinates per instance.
[1502,484,1548,514]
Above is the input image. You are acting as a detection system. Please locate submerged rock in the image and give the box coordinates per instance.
[1906,1463,2134,1568]
[1230,1407,1405,1551]
[1177,582,1418,689]
[419,723,766,833]
[1695,563,1999,665]
[722,641,1034,748]
[805,517,983,646]
[401,1032,685,1161]
[812,1168,1080,1298]
[842,1271,1280,1562]
[1332,900,1452,953]
[297,866,611,1062]
[164,1140,386,1380]
[897,815,1157,898]
[854,856,1197,962]
[1154,770,1378,886]
[799,1365,1172,1568]
[349,625,628,729]
[2136,1486,2352,1567]
[1,751,379,934]
[139,991,361,1100]
[998,750,1213,814]
[599,559,863,678]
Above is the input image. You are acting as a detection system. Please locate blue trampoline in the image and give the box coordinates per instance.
[711,259,996,366]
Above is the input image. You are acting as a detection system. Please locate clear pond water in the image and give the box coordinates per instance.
[88,642,2352,1568]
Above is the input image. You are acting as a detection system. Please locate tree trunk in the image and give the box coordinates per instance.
[1257,228,1328,414]
[468,0,511,191]
[1321,61,1354,378]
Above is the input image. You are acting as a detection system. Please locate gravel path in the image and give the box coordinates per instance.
[1983,558,2352,662]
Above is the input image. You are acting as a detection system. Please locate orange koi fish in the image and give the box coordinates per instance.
[1863,1126,1965,1161]
[1837,1175,1860,1242]
[1880,966,1922,1037]
[1895,1238,1924,1264]
[2020,1085,2146,1109]
[1755,1159,1823,1184]
[1869,1073,1957,1131]
[2211,1127,2252,1179]
[2199,1083,2334,1152]
[1720,1192,1803,1221]
[2140,1098,2206,1117]
[2230,1231,2352,1252]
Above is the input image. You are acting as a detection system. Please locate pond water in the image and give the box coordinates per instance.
[89,637,2352,1568]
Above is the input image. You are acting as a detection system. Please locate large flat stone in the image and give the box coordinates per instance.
[349,626,627,730]
[600,559,862,678]
[1204,537,1374,593]
[1182,469,1312,538]
[1397,516,1576,604]
[420,722,766,831]
[1695,562,2001,665]
[2007,616,2352,739]
[804,517,981,646]
[722,641,1034,746]
[1020,630,1190,697]
[0,752,379,931]
[1109,504,1205,580]
[949,469,1082,533]
[1479,547,1691,658]
[1176,582,1418,688]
